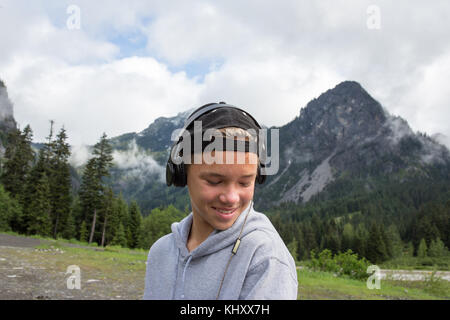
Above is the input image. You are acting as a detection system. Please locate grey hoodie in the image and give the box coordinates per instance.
[143,202,298,300]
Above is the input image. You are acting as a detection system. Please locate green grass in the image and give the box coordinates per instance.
[380,256,450,271]
[297,268,449,300]
[2,232,449,300]
[33,243,147,274]
[30,242,148,291]
[30,243,450,300]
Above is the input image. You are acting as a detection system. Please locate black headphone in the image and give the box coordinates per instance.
[166,102,267,187]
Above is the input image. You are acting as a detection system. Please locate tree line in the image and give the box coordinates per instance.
[267,180,450,264]
[1,121,449,262]
[0,122,186,250]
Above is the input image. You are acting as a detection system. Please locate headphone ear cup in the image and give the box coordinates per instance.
[172,162,187,187]
[166,157,187,187]
[166,160,175,186]
[256,163,266,184]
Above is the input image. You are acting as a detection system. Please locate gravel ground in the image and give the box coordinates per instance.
[0,234,145,300]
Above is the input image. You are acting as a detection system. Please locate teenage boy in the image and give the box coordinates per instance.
[144,102,297,300]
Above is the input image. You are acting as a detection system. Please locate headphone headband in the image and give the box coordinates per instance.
[176,102,262,141]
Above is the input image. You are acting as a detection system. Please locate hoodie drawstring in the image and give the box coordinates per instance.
[216,200,253,299]
[180,255,193,299]
[171,248,181,299]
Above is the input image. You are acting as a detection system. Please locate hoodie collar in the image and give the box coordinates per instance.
[172,201,253,259]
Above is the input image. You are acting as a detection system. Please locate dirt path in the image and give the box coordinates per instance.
[0,233,98,250]
[0,233,145,300]
[0,233,44,248]
[296,266,450,282]
[379,269,450,281]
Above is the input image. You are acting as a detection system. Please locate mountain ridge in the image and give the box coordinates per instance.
[1,78,449,214]
[98,80,450,212]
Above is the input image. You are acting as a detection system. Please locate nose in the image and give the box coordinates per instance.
[218,185,240,205]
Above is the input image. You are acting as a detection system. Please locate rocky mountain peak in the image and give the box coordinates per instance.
[0,78,18,156]
[257,81,450,207]
[0,79,16,125]
[298,81,386,139]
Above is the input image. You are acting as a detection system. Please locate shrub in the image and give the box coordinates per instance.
[309,249,370,280]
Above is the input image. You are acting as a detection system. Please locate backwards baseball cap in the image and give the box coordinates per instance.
[185,102,262,134]
[180,102,264,156]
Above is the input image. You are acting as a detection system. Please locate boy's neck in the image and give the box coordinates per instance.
[186,214,214,252]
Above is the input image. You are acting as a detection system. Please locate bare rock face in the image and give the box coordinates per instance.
[0,79,18,157]
[0,79,16,127]
[256,81,450,207]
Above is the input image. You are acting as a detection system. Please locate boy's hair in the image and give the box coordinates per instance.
[215,127,257,142]
[186,126,259,166]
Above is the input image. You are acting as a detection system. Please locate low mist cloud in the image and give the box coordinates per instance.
[112,139,166,184]
[69,144,92,168]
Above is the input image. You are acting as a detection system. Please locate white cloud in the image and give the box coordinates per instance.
[1,0,449,149]
[112,139,165,184]
[200,55,343,128]
[393,52,450,148]
[2,55,202,145]
[69,144,92,167]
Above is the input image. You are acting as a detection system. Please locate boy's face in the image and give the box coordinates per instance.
[186,151,258,232]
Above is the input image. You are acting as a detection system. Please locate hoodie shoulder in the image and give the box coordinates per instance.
[238,211,298,299]
[243,211,281,246]
[148,232,175,259]
[243,211,296,272]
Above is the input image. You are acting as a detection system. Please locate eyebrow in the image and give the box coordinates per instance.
[199,172,256,179]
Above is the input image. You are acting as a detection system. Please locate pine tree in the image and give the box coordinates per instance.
[70,194,83,239]
[49,126,72,238]
[417,238,428,258]
[100,187,114,247]
[27,173,52,237]
[428,238,447,257]
[404,242,414,257]
[287,237,299,263]
[1,125,34,203]
[91,132,114,243]
[353,231,365,258]
[107,193,121,245]
[128,200,142,248]
[0,184,22,231]
[380,223,393,259]
[62,211,76,240]
[92,133,114,180]
[303,222,318,259]
[110,223,127,247]
[117,193,130,236]
[79,158,102,244]
[386,224,403,258]
[79,220,88,243]
[22,147,48,233]
[342,223,355,252]
[79,133,114,245]
[366,222,388,263]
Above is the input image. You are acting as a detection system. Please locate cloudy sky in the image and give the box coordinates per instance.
[0,0,449,147]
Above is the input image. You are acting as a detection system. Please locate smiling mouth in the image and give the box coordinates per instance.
[212,207,238,214]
